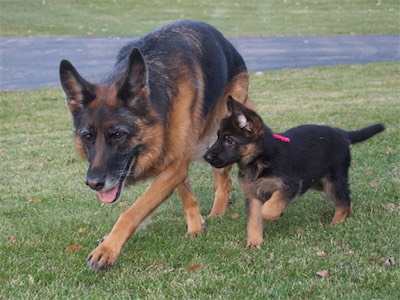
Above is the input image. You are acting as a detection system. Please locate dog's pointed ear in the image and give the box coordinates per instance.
[59,60,96,112]
[227,96,253,132]
[118,48,150,107]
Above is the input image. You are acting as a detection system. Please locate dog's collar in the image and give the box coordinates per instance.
[272,134,291,143]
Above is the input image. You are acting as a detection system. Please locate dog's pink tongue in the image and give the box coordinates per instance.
[97,185,119,204]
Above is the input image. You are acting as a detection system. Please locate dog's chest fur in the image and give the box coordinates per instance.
[238,160,284,202]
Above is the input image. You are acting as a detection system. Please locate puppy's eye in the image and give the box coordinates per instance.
[224,136,235,145]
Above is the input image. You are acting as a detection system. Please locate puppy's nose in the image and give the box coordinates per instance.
[204,152,216,163]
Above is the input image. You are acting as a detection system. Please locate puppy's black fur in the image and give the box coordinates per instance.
[204,97,385,247]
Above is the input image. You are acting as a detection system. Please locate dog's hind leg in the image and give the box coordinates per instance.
[208,166,232,216]
[177,179,206,236]
[320,176,352,225]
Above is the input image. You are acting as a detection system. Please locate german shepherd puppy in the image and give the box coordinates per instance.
[204,97,384,247]
[59,21,252,269]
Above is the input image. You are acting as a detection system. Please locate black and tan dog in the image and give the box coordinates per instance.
[204,97,384,247]
[59,21,253,269]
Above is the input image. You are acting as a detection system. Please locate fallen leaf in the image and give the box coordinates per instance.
[7,236,16,243]
[316,250,329,257]
[340,262,351,269]
[369,181,378,189]
[28,275,34,285]
[118,201,129,208]
[78,227,88,233]
[28,198,41,204]
[188,263,202,272]
[66,244,83,253]
[316,270,330,278]
[385,203,398,211]
[229,213,239,219]
[366,169,374,175]
[384,257,395,266]
[385,147,393,154]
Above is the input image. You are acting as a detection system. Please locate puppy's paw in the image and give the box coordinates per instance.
[246,238,263,249]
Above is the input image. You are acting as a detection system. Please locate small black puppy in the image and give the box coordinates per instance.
[204,97,385,247]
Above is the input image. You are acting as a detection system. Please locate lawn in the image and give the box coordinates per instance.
[1,63,399,299]
[0,0,399,299]
[0,0,399,36]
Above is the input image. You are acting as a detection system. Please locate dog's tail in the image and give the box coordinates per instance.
[345,123,385,144]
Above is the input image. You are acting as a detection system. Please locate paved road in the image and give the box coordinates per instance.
[0,35,399,91]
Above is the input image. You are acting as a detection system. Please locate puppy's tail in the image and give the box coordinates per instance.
[345,123,385,144]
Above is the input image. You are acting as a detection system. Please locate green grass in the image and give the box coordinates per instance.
[1,63,399,299]
[0,0,399,36]
[1,0,399,298]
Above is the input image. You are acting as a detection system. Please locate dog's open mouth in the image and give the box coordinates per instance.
[97,182,123,204]
[96,153,137,204]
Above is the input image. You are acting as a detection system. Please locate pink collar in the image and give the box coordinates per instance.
[272,134,291,143]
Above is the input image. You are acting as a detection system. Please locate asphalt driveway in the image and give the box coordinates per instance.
[0,35,399,91]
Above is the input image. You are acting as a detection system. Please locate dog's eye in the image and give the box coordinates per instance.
[224,136,235,146]
[82,132,93,141]
[111,131,126,140]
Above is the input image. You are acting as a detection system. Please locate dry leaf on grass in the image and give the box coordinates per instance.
[28,275,34,285]
[7,236,16,243]
[229,213,239,219]
[369,181,378,189]
[385,203,398,211]
[118,201,129,208]
[384,257,395,266]
[66,244,83,253]
[316,250,329,257]
[188,263,202,272]
[28,198,41,204]
[385,146,393,154]
[366,169,374,175]
[78,227,88,233]
[316,270,330,278]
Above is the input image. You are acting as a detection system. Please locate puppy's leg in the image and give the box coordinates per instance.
[261,190,288,221]
[321,176,352,225]
[208,165,232,216]
[177,179,205,236]
[246,198,264,248]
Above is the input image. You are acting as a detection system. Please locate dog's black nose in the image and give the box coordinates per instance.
[204,152,216,163]
[86,176,105,191]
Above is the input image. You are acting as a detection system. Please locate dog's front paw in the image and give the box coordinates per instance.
[246,238,263,249]
[185,218,206,238]
[87,242,120,270]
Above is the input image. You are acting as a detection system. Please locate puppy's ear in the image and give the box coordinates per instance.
[226,96,240,116]
[237,114,252,132]
[227,96,266,137]
[227,96,253,132]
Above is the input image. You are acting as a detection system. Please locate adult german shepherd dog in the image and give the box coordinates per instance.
[204,97,384,247]
[59,21,252,269]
